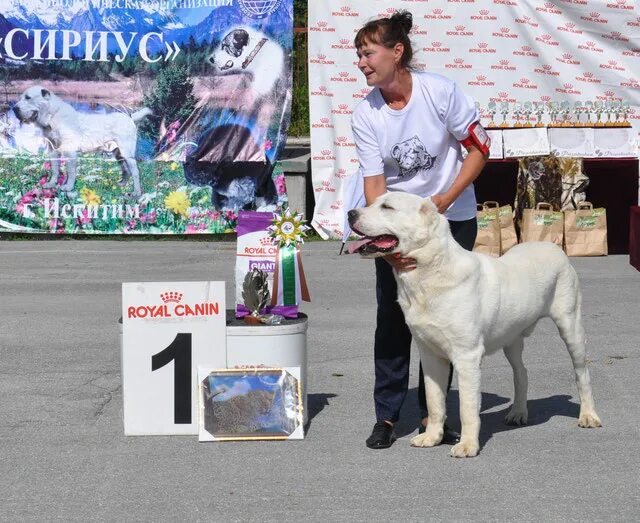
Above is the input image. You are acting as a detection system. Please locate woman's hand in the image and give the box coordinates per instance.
[431,193,453,214]
[384,252,416,271]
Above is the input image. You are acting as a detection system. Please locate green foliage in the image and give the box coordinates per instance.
[290,0,309,137]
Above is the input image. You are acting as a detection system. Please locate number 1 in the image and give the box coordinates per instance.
[151,333,192,424]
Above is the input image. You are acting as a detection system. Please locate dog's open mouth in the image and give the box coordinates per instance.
[350,234,399,255]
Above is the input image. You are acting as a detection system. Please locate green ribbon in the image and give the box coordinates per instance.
[281,244,296,305]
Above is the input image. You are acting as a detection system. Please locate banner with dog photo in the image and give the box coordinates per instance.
[0,0,293,234]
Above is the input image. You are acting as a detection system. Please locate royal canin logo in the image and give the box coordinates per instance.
[330,71,357,83]
[470,42,497,54]
[600,60,626,72]
[330,200,344,211]
[559,0,587,5]
[493,0,517,5]
[315,180,336,193]
[627,17,640,28]
[557,22,583,34]
[411,24,428,36]
[602,32,629,42]
[310,54,335,65]
[310,86,334,97]
[622,48,640,58]
[376,8,397,18]
[536,2,562,14]
[312,149,337,162]
[513,45,539,58]
[331,103,353,116]
[468,75,495,87]
[424,9,453,20]
[534,64,559,76]
[575,72,602,84]
[310,20,336,32]
[555,83,582,95]
[312,117,334,129]
[578,41,604,53]
[423,41,451,53]
[607,0,633,10]
[331,6,359,17]
[446,58,473,70]
[491,59,516,71]
[448,0,476,3]
[556,52,580,65]
[580,12,608,24]
[331,38,355,50]
[258,236,274,247]
[471,9,497,20]
[535,34,559,46]
[620,78,640,89]
[353,88,372,100]
[334,136,356,148]
[349,157,360,165]
[446,25,474,36]
[514,16,539,28]
[334,168,348,179]
[489,91,516,103]
[127,292,220,319]
[513,77,538,90]
[493,27,518,38]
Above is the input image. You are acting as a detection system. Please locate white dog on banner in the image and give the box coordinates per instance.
[13,86,151,197]
[348,191,602,458]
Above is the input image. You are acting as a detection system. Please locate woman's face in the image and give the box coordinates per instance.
[356,39,403,88]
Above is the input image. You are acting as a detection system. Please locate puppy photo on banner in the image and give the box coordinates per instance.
[0,0,293,235]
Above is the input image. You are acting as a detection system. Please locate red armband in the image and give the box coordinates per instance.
[460,122,491,155]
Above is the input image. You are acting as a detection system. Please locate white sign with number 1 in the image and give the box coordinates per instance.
[122,281,226,435]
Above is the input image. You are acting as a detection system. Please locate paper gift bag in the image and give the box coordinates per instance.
[564,202,608,256]
[483,201,518,254]
[520,202,564,247]
[473,204,501,257]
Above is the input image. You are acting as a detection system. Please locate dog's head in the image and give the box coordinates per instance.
[12,86,53,124]
[208,28,254,73]
[347,192,444,257]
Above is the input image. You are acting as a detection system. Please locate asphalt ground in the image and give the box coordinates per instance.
[1,240,639,522]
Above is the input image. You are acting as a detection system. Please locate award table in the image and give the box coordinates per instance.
[474,158,639,255]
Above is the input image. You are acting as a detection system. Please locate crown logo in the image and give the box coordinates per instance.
[566,23,575,28]
[544,2,554,8]
[480,9,489,15]
[543,65,551,70]
[589,12,600,18]
[339,71,349,77]
[564,83,574,89]
[541,34,551,40]
[478,42,488,48]
[455,58,464,63]
[522,45,532,51]
[322,149,332,155]
[605,90,615,97]
[498,91,508,98]
[500,59,509,65]
[338,103,349,110]
[586,41,596,47]
[584,72,594,78]
[433,9,443,15]
[259,236,273,246]
[477,75,487,81]
[501,27,510,33]
[609,60,617,66]
[455,25,465,31]
[541,95,551,101]
[520,78,529,84]
[432,41,442,47]
[563,53,573,59]
[161,292,183,304]
[318,20,328,27]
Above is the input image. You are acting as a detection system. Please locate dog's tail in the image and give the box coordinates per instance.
[131,107,152,123]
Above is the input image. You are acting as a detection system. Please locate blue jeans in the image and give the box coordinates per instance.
[373,218,478,423]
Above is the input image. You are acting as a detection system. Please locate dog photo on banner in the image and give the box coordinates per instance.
[0,0,293,234]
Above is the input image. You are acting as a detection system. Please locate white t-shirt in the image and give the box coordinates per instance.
[351,71,478,221]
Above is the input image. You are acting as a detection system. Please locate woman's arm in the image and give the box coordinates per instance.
[431,144,488,214]
[364,174,387,206]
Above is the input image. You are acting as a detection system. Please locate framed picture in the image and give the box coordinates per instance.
[198,367,304,441]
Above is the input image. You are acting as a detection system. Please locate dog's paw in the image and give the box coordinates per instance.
[450,440,479,458]
[578,410,602,428]
[410,430,442,448]
[505,407,528,426]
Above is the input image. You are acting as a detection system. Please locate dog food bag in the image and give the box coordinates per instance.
[474,204,501,257]
[563,202,608,256]
[483,201,518,254]
[520,202,564,246]
[235,211,279,318]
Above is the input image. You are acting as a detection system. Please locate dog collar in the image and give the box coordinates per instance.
[242,38,268,69]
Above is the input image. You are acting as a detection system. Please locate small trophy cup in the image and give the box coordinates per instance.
[499,101,510,127]
[513,102,523,128]
[523,101,533,128]
[594,101,604,127]
[560,101,571,127]
[242,268,282,325]
[533,101,545,127]
[585,101,593,127]
[622,101,631,127]
[487,101,497,128]
[547,101,558,127]
[573,101,583,127]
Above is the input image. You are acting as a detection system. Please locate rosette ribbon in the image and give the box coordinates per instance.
[267,208,311,313]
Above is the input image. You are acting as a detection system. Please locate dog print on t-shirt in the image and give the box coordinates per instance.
[391,136,437,178]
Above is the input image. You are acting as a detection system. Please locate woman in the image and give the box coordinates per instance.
[351,11,490,449]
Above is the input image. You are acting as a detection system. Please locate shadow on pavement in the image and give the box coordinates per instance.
[304,392,338,433]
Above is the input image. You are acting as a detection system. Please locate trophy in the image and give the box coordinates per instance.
[547,101,559,127]
[499,101,510,127]
[560,101,571,127]
[593,100,604,127]
[523,101,533,127]
[622,101,631,127]
[242,268,283,325]
[487,101,497,128]
[533,101,545,127]
[584,101,593,127]
[513,102,523,128]
[573,101,583,127]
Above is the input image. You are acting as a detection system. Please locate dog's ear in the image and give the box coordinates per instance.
[391,144,400,159]
[41,89,50,99]
[420,197,437,215]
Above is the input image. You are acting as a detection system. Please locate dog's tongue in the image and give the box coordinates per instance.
[345,235,397,254]
[346,238,372,254]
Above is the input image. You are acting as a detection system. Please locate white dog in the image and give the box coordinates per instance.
[13,86,151,196]
[208,26,284,97]
[348,192,601,458]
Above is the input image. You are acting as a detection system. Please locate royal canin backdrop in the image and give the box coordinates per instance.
[308,0,640,240]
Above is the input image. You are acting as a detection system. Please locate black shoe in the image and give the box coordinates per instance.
[366,421,396,449]
[418,423,461,444]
